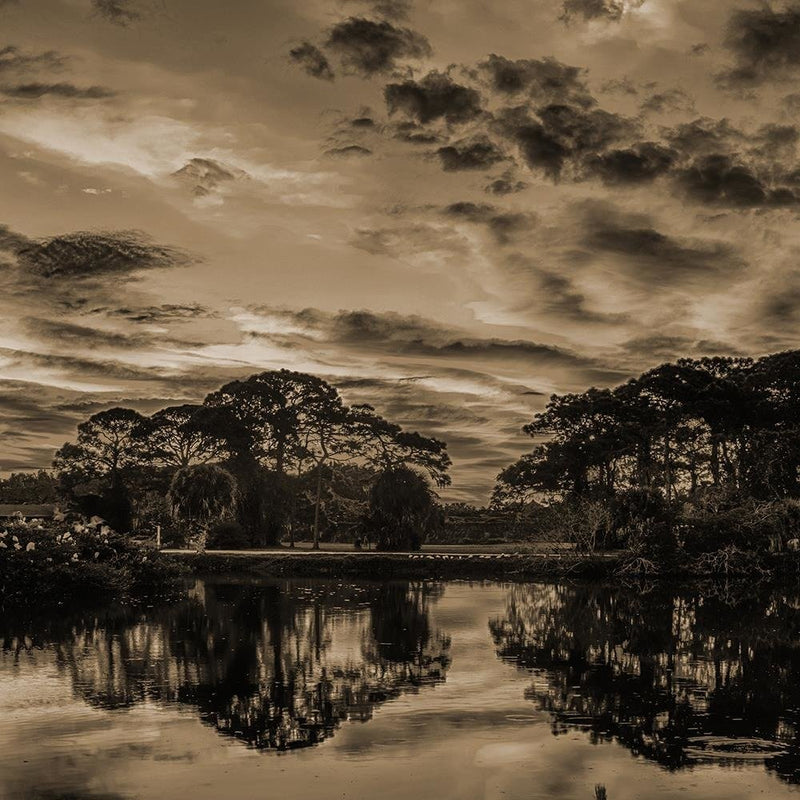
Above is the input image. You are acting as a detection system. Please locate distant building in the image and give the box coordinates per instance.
[0,504,58,520]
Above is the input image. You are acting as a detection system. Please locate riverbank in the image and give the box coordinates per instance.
[161,546,800,582]
[163,548,624,580]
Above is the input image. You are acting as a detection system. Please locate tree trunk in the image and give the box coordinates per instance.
[312,467,323,550]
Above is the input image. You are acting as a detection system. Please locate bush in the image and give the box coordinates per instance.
[207,521,249,549]
[0,516,187,610]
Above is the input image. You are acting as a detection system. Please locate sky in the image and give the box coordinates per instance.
[1,0,800,500]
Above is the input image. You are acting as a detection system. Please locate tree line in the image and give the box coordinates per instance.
[51,370,451,550]
[492,352,800,558]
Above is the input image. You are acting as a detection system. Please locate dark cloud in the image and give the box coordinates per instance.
[1,82,116,99]
[495,103,636,179]
[341,0,413,21]
[560,0,645,22]
[288,42,335,81]
[761,284,800,325]
[437,137,506,171]
[754,123,800,158]
[14,230,192,280]
[485,177,527,195]
[324,17,431,77]
[676,153,799,207]
[351,116,376,128]
[600,77,638,95]
[92,0,141,25]
[0,223,32,253]
[584,141,676,184]
[23,318,149,350]
[443,202,536,244]
[622,334,741,361]
[504,253,625,325]
[385,71,484,125]
[640,87,694,115]
[719,3,800,87]
[324,144,373,157]
[479,54,592,106]
[0,45,67,74]
[171,158,247,196]
[393,122,442,143]
[250,306,602,370]
[102,303,212,322]
[582,207,744,283]
[664,117,745,157]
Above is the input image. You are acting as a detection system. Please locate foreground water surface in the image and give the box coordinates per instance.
[3,579,800,800]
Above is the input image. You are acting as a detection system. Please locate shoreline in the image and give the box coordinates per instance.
[164,549,628,580]
[162,548,800,582]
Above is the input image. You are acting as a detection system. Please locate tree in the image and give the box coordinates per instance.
[136,405,229,469]
[365,466,441,551]
[205,371,342,474]
[349,404,452,487]
[53,407,147,532]
[168,464,237,552]
[54,407,146,485]
[0,470,58,503]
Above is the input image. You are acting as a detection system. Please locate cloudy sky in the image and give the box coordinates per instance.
[1,0,799,499]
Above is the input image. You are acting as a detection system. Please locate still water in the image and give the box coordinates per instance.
[3,579,800,800]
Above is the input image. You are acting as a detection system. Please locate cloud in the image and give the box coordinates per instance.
[0,45,67,75]
[171,157,248,196]
[640,87,695,115]
[393,121,442,143]
[1,82,116,99]
[485,176,527,195]
[324,144,373,157]
[324,17,431,77]
[246,306,601,370]
[288,42,335,81]
[92,0,141,26]
[13,230,192,280]
[478,54,592,106]
[23,318,149,350]
[719,3,800,87]
[584,141,675,184]
[341,0,413,21]
[581,203,745,284]
[384,71,484,125]
[437,137,506,171]
[494,103,636,179]
[675,153,799,207]
[502,252,626,325]
[442,201,536,243]
[664,118,745,157]
[622,334,741,361]
[101,303,213,322]
[560,0,646,22]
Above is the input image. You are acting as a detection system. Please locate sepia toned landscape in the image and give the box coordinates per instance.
[5,0,800,798]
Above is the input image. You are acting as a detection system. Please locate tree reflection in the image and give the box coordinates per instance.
[490,583,800,783]
[1,580,450,751]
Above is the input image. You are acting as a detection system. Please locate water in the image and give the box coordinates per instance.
[3,579,800,800]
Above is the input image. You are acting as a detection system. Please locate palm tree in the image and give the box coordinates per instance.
[168,464,237,552]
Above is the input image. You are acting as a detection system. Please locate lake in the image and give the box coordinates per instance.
[3,578,800,800]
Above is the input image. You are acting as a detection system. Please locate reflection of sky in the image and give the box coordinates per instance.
[2,583,800,800]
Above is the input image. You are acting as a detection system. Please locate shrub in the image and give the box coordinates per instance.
[207,520,249,549]
[0,517,187,610]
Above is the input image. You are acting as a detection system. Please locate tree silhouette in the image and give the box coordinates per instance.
[168,464,237,551]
